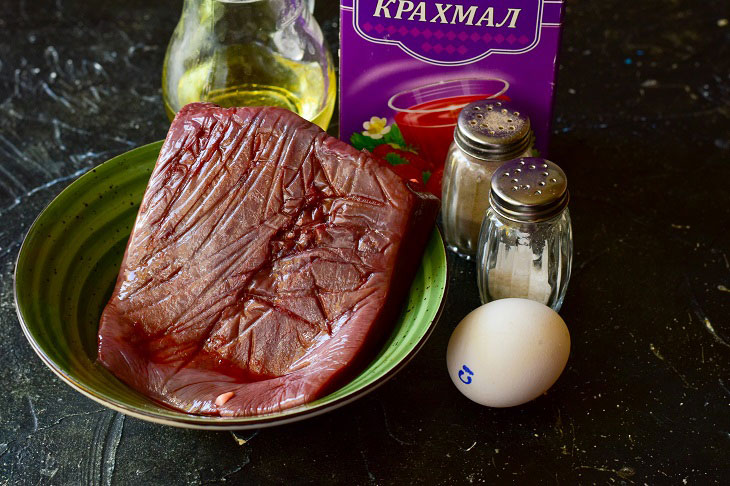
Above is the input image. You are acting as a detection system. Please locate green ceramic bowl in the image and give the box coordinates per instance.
[14,141,447,430]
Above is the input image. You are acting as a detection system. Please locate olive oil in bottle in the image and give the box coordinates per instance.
[162,0,335,130]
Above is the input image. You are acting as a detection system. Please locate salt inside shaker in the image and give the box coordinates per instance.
[476,158,573,311]
[441,100,535,260]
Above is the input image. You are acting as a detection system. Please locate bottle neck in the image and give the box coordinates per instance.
[182,0,307,32]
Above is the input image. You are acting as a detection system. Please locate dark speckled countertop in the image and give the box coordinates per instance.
[1,0,729,484]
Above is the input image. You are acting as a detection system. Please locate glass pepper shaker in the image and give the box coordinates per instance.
[476,158,572,311]
[441,100,535,259]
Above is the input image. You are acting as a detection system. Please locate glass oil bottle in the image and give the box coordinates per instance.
[162,0,336,129]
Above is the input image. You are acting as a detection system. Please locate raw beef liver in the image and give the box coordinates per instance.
[97,103,439,416]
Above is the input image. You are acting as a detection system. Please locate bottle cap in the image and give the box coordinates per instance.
[489,158,569,222]
[454,100,533,161]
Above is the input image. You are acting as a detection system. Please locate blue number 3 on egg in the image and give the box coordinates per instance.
[458,365,474,384]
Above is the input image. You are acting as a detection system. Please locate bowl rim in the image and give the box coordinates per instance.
[13,142,448,430]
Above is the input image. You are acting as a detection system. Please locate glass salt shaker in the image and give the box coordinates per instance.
[441,100,535,259]
[476,158,572,311]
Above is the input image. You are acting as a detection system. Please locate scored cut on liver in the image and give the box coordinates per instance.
[97,103,439,417]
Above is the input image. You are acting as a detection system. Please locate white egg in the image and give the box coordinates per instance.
[446,298,570,407]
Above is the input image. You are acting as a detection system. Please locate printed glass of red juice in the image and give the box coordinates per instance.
[389,78,510,170]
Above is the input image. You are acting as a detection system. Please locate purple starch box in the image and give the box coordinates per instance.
[339,0,564,188]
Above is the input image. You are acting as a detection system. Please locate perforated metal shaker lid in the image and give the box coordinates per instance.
[489,158,569,222]
[454,100,533,161]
